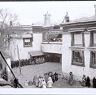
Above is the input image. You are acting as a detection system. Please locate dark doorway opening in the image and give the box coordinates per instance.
[45,53,61,63]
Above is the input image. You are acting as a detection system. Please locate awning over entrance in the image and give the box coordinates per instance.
[29,51,44,57]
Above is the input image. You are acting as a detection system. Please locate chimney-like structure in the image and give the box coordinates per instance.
[44,11,51,26]
[10,21,12,27]
[94,5,96,16]
[64,12,69,22]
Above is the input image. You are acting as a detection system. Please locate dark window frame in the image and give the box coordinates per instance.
[23,37,33,47]
[90,32,96,47]
[90,32,96,68]
[71,32,85,47]
[90,51,96,69]
[71,50,85,67]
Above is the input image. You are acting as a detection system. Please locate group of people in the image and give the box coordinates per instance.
[25,71,96,88]
[68,72,96,88]
[81,75,96,88]
[32,72,59,88]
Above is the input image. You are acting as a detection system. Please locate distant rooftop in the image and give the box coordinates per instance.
[5,25,32,35]
[61,16,96,25]
[32,20,61,27]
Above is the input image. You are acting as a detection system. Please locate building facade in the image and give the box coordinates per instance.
[32,24,62,63]
[7,25,42,61]
[61,16,96,80]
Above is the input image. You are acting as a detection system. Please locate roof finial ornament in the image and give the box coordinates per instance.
[64,12,69,22]
[65,12,68,17]
[44,11,51,26]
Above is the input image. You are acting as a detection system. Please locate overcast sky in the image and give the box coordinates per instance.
[0,1,96,25]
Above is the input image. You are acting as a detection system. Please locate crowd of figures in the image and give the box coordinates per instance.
[11,56,45,68]
[68,72,96,88]
[23,71,96,88]
[32,72,59,88]
[25,72,59,88]
[81,74,96,88]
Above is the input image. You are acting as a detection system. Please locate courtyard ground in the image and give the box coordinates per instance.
[12,62,83,88]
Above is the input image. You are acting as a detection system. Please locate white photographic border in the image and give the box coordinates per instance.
[0,1,96,95]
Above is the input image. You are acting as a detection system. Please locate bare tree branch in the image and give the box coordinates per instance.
[0,8,19,27]
[0,8,20,54]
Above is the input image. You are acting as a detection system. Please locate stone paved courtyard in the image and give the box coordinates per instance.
[11,62,83,88]
[13,62,62,87]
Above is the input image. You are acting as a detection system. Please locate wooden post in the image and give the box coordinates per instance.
[17,45,21,74]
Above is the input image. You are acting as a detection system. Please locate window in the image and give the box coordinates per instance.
[90,32,96,46]
[23,38,32,47]
[72,50,84,66]
[71,32,84,46]
[90,51,96,68]
[43,32,62,42]
[48,33,62,42]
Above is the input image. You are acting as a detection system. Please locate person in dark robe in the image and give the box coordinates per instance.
[54,72,58,81]
[93,77,96,88]
[51,74,55,83]
[86,76,91,88]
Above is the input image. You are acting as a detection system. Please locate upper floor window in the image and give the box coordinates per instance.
[90,32,96,46]
[49,34,62,42]
[43,32,62,42]
[71,32,84,46]
[23,38,32,47]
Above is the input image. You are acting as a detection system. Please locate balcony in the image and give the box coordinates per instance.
[41,42,62,54]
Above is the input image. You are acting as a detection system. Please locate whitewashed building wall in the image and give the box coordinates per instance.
[10,33,42,61]
[41,42,62,54]
[62,31,96,80]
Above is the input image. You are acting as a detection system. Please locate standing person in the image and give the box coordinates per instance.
[51,74,55,83]
[54,72,58,82]
[86,76,91,88]
[44,73,48,83]
[92,77,96,88]
[24,80,28,87]
[33,75,38,87]
[42,79,47,88]
[33,75,36,85]
[81,75,86,87]
[68,72,74,85]
[49,72,55,83]
[38,76,43,88]
[47,76,53,88]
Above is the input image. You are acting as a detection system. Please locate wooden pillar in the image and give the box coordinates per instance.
[60,55,62,64]
[6,58,13,81]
